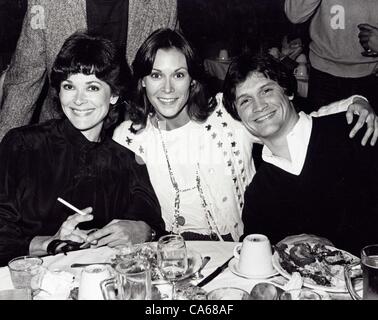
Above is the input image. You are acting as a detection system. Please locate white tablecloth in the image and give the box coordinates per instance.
[0,241,264,294]
[0,241,352,299]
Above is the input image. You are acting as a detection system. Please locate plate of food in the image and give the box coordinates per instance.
[109,243,203,284]
[272,242,362,293]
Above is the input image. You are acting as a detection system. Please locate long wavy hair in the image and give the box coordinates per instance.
[129,28,215,128]
[50,31,131,134]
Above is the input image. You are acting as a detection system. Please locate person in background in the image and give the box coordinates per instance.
[358,23,378,55]
[223,53,378,255]
[284,0,378,113]
[0,0,178,141]
[113,28,378,243]
[0,32,165,267]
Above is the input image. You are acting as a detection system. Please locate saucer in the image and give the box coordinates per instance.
[228,258,278,279]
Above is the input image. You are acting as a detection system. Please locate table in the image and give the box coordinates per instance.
[0,241,353,300]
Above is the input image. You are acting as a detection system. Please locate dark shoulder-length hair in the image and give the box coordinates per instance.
[223,53,297,121]
[129,28,215,128]
[50,31,132,133]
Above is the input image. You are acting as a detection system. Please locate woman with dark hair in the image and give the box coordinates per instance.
[114,28,249,241]
[0,31,164,266]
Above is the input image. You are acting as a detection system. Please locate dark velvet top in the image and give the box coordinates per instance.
[0,119,164,266]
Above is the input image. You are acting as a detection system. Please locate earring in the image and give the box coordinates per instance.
[141,80,146,88]
[110,96,119,105]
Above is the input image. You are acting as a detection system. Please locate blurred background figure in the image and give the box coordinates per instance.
[0,0,177,141]
[358,23,378,56]
[0,0,26,73]
[285,0,378,113]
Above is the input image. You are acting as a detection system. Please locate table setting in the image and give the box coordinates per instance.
[0,233,371,300]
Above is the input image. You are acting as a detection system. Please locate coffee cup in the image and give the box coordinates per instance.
[233,234,274,276]
[78,264,112,300]
[345,244,378,300]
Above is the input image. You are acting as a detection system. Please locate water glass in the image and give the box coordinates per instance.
[101,258,151,300]
[8,256,43,290]
[157,234,188,300]
[207,287,251,300]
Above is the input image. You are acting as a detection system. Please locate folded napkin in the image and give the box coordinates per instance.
[34,269,77,300]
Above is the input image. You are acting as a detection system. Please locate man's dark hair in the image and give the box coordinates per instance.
[223,53,297,121]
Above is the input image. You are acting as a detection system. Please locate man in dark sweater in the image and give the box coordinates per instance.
[222,53,378,256]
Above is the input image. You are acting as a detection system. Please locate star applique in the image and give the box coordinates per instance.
[227,160,232,167]
[227,132,233,137]
[205,124,212,131]
[242,176,246,182]
[238,194,242,200]
[241,168,245,173]
[217,141,223,148]
[211,133,217,139]
[125,136,132,145]
[233,177,237,183]
[238,160,243,165]
[231,141,236,147]
[216,110,223,117]
[223,151,228,156]
[239,202,244,208]
[222,122,228,127]
[234,150,240,156]
[139,145,144,154]
[128,124,137,134]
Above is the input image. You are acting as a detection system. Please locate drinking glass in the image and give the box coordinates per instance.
[157,234,188,300]
[345,244,378,300]
[8,256,43,291]
[101,258,151,300]
[207,287,251,300]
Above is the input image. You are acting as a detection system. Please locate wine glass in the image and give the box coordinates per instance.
[157,234,188,300]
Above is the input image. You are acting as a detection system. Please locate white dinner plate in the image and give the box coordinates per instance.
[228,257,278,279]
[272,245,362,293]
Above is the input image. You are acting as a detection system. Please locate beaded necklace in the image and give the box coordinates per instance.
[156,119,222,240]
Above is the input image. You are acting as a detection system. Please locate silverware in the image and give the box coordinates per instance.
[192,256,211,280]
[70,262,112,268]
[197,256,233,287]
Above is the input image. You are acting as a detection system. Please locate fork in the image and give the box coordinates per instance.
[191,256,211,280]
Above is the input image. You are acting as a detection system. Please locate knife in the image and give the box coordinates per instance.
[197,256,233,287]
[70,262,112,268]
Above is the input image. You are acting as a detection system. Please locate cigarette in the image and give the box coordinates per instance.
[57,197,87,216]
